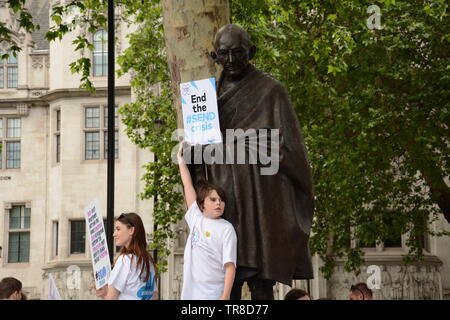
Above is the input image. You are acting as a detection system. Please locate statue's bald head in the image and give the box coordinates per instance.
[211,24,256,81]
[213,24,252,50]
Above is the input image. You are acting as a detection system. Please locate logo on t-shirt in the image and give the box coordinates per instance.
[205,231,211,238]
[137,273,156,300]
[191,226,200,248]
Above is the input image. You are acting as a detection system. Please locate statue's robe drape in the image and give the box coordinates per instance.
[190,65,314,285]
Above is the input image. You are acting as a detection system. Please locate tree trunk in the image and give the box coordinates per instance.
[161,0,230,128]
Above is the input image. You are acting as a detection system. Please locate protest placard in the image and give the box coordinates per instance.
[84,198,111,289]
[180,77,222,145]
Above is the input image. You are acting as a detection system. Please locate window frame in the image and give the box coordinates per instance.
[0,50,18,89]
[93,30,108,77]
[52,220,59,258]
[70,220,86,255]
[55,109,61,163]
[7,205,31,264]
[6,51,18,88]
[0,66,4,88]
[0,117,21,170]
[83,105,119,161]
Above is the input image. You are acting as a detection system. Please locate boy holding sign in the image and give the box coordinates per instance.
[177,142,237,300]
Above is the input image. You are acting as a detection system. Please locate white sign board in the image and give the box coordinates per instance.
[84,198,111,289]
[180,77,222,145]
[48,274,62,300]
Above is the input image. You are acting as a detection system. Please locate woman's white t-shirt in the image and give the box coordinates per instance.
[108,254,157,300]
[181,202,237,300]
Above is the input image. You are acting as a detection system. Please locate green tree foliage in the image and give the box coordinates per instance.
[232,0,449,278]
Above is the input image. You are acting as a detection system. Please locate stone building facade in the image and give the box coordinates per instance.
[1,0,449,300]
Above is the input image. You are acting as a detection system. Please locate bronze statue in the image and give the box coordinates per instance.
[189,24,314,300]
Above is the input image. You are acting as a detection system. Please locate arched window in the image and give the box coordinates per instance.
[93,30,108,76]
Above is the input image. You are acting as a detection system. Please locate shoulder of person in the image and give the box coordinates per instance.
[217,219,236,231]
[116,253,134,265]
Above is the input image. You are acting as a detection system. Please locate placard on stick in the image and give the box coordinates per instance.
[180,78,222,145]
[84,198,111,289]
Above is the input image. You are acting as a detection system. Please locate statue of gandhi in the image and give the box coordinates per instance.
[190,24,315,300]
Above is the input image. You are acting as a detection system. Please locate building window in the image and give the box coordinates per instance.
[0,118,21,169]
[0,66,4,88]
[6,142,20,168]
[85,106,100,160]
[8,205,31,263]
[382,216,402,248]
[56,135,61,163]
[55,110,61,163]
[85,106,100,128]
[85,132,100,160]
[93,30,108,76]
[7,51,18,88]
[7,118,20,138]
[1,51,18,88]
[70,220,86,254]
[53,221,59,257]
[84,106,118,160]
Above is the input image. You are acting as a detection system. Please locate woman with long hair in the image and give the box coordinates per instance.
[96,213,157,300]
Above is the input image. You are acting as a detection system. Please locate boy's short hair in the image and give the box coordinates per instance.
[196,182,227,211]
[0,277,22,299]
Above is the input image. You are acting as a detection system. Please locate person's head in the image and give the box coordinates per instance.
[0,277,22,300]
[349,283,373,300]
[211,24,256,81]
[284,289,311,300]
[114,213,156,281]
[196,182,226,219]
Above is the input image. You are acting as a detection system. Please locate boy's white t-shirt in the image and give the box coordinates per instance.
[108,254,157,300]
[181,202,237,300]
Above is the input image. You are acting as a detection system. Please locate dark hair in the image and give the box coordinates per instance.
[116,213,156,282]
[196,182,227,211]
[284,288,310,300]
[0,277,22,299]
[350,283,373,299]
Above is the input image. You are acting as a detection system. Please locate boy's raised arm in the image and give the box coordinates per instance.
[178,142,197,208]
